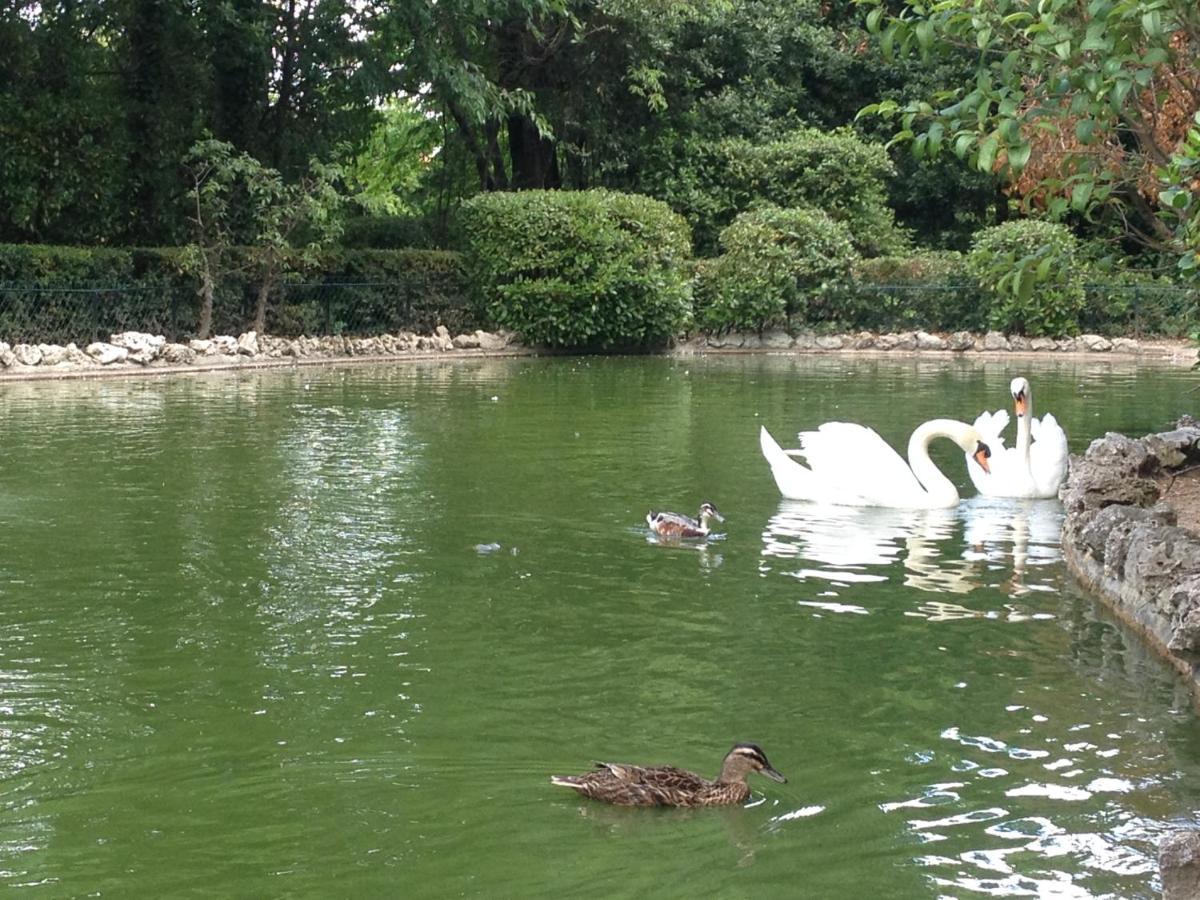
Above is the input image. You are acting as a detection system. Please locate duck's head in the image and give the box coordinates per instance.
[699,501,725,524]
[956,426,992,474]
[719,742,787,784]
[1010,377,1031,418]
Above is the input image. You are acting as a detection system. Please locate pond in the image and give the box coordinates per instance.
[0,354,1197,897]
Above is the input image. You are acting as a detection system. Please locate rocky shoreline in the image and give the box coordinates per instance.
[1060,417,1200,684]
[0,327,1193,379]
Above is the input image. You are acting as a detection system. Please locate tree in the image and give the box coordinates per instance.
[857,0,1200,272]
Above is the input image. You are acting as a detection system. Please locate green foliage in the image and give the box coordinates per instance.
[967,220,1086,337]
[819,251,986,332]
[696,205,858,333]
[460,189,693,348]
[857,0,1200,270]
[1158,112,1200,279]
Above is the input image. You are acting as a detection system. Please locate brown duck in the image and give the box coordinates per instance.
[646,501,725,539]
[550,743,786,807]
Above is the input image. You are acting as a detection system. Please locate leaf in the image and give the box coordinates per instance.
[1141,9,1161,38]
[1007,141,1032,171]
[977,134,999,172]
[1071,181,1094,210]
[953,133,975,158]
[1075,119,1095,143]
[866,6,884,33]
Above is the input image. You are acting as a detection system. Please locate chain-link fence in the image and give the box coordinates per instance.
[0,281,479,346]
[0,277,1195,346]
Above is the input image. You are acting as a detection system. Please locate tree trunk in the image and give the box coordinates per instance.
[253,280,271,335]
[197,267,215,339]
[507,112,560,189]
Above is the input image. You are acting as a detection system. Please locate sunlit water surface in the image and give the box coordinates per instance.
[0,355,1197,897]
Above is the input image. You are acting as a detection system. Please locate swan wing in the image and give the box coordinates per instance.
[1030,412,1069,496]
[760,426,827,502]
[971,409,1010,452]
[797,422,925,505]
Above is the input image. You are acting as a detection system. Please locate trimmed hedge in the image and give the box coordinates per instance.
[460,189,693,349]
[0,243,471,343]
[967,220,1086,337]
[695,205,858,333]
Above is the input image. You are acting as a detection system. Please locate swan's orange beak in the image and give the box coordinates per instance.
[1013,390,1027,417]
[973,442,992,474]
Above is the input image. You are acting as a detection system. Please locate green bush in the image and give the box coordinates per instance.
[723,128,908,256]
[696,205,858,333]
[459,189,693,349]
[817,251,986,332]
[967,220,1087,336]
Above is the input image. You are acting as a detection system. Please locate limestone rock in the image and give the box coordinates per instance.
[1008,335,1031,351]
[453,332,482,349]
[161,342,197,365]
[815,335,844,350]
[1055,337,1079,352]
[110,331,165,364]
[1030,337,1057,351]
[64,344,91,366]
[849,331,875,350]
[792,331,817,350]
[12,344,43,366]
[1112,337,1139,353]
[760,329,794,349]
[212,335,238,355]
[1081,333,1113,352]
[85,342,129,365]
[236,332,259,356]
[476,330,507,351]
[189,339,215,355]
[983,331,1011,351]
[1161,831,1200,900]
[435,324,451,340]
[915,331,947,351]
[874,333,899,351]
[946,331,975,351]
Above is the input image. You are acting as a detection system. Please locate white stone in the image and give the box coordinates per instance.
[37,344,69,366]
[983,331,1011,351]
[453,332,482,349]
[1112,337,1139,353]
[915,331,948,351]
[212,336,238,355]
[434,325,451,340]
[12,344,42,366]
[1030,337,1057,351]
[85,342,129,365]
[188,339,214,355]
[1081,333,1113,352]
[236,331,259,356]
[161,343,197,364]
[815,335,844,350]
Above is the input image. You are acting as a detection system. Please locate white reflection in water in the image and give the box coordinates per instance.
[761,496,1064,599]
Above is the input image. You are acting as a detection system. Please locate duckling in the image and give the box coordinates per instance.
[646,501,724,539]
[550,742,786,807]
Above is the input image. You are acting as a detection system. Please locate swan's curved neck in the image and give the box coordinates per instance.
[906,419,965,505]
[1015,391,1033,459]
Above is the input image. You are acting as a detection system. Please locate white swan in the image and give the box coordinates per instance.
[967,376,1068,499]
[759,420,991,509]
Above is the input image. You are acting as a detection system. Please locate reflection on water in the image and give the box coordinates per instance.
[761,496,1064,602]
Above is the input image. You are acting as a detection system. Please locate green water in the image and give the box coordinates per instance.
[0,355,1197,897]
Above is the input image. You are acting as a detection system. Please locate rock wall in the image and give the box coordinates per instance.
[1060,416,1200,682]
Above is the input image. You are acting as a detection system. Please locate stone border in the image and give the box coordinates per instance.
[0,326,1194,381]
[1060,417,1200,691]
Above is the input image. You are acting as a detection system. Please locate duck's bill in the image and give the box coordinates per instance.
[712,511,726,522]
[762,766,787,783]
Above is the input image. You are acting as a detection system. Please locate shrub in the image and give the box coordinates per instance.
[967,220,1087,336]
[696,205,858,333]
[459,189,693,349]
[817,251,986,332]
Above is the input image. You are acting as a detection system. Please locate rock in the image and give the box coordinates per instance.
[760,329,794,349]
[915,331,947,351]
[64,344,91,366]
[1030,337,1057,351]
[85,342,129,365]
[189,339,215,355]
[1055,337,1079,352]
[453,332,482,349]
[815,335,844,350]
[891,331,918,351]
[874,333,899,351]
[983,330,1011,351]
[946,331,975,351]
[110,331,165,365]
[1081,333,1113,352]
[0,347,14,368]
[12,344,43,366]
[475,330,507,351]
[848,331,875,349]
[1112,337,1139,353]
[38,344,69,366]
[1008,335,1031,351]
[1161,829,1200,900]
[236,332,259,356]
[161,342,197,365]
[792,331,817,350]
[212,335,238,355]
